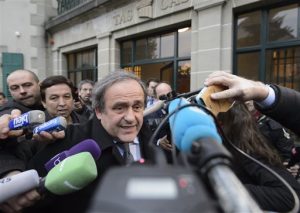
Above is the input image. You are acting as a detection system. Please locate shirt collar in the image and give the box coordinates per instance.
[113,137,139,145]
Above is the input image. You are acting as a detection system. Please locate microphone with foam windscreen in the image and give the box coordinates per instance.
[168,98,262,212]
[8,110,45,130]
[44,139,101,172]
[168,98,222,151]
[33,116,67,134]
[41,152,98,195]
[0,170,40,203]
[0,152,97,203]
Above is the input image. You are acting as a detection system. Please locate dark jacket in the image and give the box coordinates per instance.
[0,99,44,116]
[228,147,300,212]
[26,115,153,212]
[257,115,294,160]
[74,103,94,120]
[245,84,300,211]
[44,110,88,124]
[256,85,300,136]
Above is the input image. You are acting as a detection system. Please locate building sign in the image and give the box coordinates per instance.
[161,0,190,10]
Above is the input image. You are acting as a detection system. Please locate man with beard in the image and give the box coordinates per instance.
[74,79,94,119]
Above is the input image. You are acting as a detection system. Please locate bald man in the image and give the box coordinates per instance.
[0,69,44,212]
[0,69,43,115]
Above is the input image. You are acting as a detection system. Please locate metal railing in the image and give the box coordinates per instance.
[57,0,89,15]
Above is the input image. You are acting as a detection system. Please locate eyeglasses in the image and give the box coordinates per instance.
[158,91,177,101]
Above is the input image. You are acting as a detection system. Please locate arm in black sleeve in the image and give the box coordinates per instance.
[0,148,26,178]
[241,156,300,212]
[256,85,300,136]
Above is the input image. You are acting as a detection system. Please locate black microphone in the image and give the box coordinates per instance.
[176,89,202,99]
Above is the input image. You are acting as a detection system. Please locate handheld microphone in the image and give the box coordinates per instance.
[8,110,45,130]
[44,139,101,172]
[168,98,222,151]
[42,152,98,195]
[33,116,67,134]
[0,152,97,203]
[0,170,40,203]
[168,98,262,212]
[144,100,165,117]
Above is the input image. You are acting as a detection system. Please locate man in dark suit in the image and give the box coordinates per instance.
[0,69,44,212]
[24,70,153,212]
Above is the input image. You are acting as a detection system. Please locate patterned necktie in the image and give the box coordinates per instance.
[123,143,134,165]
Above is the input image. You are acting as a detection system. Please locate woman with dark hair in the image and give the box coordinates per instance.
[218,102,300,212]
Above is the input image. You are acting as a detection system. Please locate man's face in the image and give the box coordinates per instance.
[0,95,6,106]
[79,83,93,103]
[7,72,40,106]
[42,84,74,120]
[95,80,145,142]
[147,81,158,97]
[155,83,172,100]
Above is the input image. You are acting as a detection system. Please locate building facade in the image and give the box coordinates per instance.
[1,0,300,96]
[0,0,56,96]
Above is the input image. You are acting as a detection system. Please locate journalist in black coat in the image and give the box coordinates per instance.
[26,71,153,212]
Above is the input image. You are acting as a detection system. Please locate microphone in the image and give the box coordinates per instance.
[44,139,101,172]
[176,89,201,99]
[8,110,45,130]
[33,116,67,134]
[0,170,40,203]
[143,100,165,117]
[168,98,222,151]
[42,152,98,195]
[168,98,262,212]
[0,152,97,203]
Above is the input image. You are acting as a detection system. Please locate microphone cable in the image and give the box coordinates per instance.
[148,100,203,168]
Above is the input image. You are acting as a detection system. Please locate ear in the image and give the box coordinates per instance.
[95,108,102,120]
[42,100,47,109]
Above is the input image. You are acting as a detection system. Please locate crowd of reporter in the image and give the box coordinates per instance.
[0,69,300,212]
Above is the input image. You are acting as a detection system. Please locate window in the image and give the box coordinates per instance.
[268,4,298,42]
[234,3,300,90]
[266,47,300,90]
[121,27,191,93]
[237,11,261,48]
[67,48,97,87]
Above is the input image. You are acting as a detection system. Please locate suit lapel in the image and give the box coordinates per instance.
[91,116,125,165]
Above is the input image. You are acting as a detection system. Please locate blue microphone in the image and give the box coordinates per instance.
[168,98,222,152]
[33,116,67,134]
[8,110,45,130]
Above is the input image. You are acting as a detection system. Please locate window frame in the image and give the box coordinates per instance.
[66,47,98,86]
[233,2,300,84]
[120,27,191,91]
